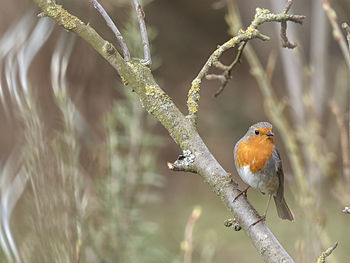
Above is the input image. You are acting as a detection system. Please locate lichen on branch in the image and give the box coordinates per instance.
[38,3,82,30]
[32,1,303,262]
[186,7,305,125]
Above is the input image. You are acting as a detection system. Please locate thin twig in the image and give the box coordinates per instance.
[316,242,338,263]
[280,22,296,48]
[283,0,293,13]
[329,100,350,180]
[91,0,130,61]
[186,6,305,125]
[227,0,307,193]
[33,1,298,262]
[281,0,297,49]
[270,0,305,125]
[207,41,247,97]
[322,0,350,71]
[131,0,151,65]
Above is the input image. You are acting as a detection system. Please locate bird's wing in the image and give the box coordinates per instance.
[275,149,284,203]
[233,139,241,169]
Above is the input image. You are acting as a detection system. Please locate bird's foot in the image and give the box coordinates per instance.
[250,215,266,227]
[233,186,250,201]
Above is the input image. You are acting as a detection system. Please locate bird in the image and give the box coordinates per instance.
[233,121,294,225]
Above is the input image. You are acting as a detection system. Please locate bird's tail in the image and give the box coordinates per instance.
[273,196,294,221]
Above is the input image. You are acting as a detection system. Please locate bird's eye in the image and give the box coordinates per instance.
[254,130,259,135]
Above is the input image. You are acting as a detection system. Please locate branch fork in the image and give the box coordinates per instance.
[32,1,305,261]
[90,0,151,64]
[186,4,305,124]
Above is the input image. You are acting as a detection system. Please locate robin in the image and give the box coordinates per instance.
[233,122,294,225]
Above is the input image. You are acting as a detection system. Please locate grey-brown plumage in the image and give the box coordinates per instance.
[274,161,294,221]
[234,122,294,222]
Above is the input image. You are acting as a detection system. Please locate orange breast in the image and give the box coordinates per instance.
[235,136,274,173]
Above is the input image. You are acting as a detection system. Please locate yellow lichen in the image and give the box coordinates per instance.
[187,97,199,114]
[188,105,198,114]
[189,79,201,95]
[46,4,81,30]
[187,97,194,104]
[260,8,270,15]
[127,61,141,72]
[144,84,173,114]
[187,79,201,115]
[149,105,157,113]
[145,84,158,96]
[255,8,270,16]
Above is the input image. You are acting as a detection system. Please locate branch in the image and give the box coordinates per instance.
[322,0,350,71]
[33,1,297,262]
[186,7,305,124]
[90,0,130,61]
[226,1,307,193]
[280,0,297,49]
[131,0,151,65]
[316,242,338,263]
[206,41,247,97]
[270,0,305,125]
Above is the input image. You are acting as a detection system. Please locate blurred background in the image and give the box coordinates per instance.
[0,0,349,262]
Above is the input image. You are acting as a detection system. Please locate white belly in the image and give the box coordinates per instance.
[237,165,279,195]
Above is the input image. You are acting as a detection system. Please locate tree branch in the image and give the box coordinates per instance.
[33,1,299,262]
[131,0,151,65]
[206,41,247,98]
[226,0,307,195]
[322,0,350,71]
[280,0,297,49]
[316,242,338,263]
[186,7,305,125]
[270,0,305,126]
[90,0,130,61]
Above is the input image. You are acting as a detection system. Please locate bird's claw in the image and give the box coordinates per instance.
[250,215,266,227]
[233,186,249,201]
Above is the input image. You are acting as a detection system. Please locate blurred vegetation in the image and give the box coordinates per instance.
[84,89,167,262]
[0,0,349,262]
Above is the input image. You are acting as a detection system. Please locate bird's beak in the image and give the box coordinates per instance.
[266,131,274,137]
